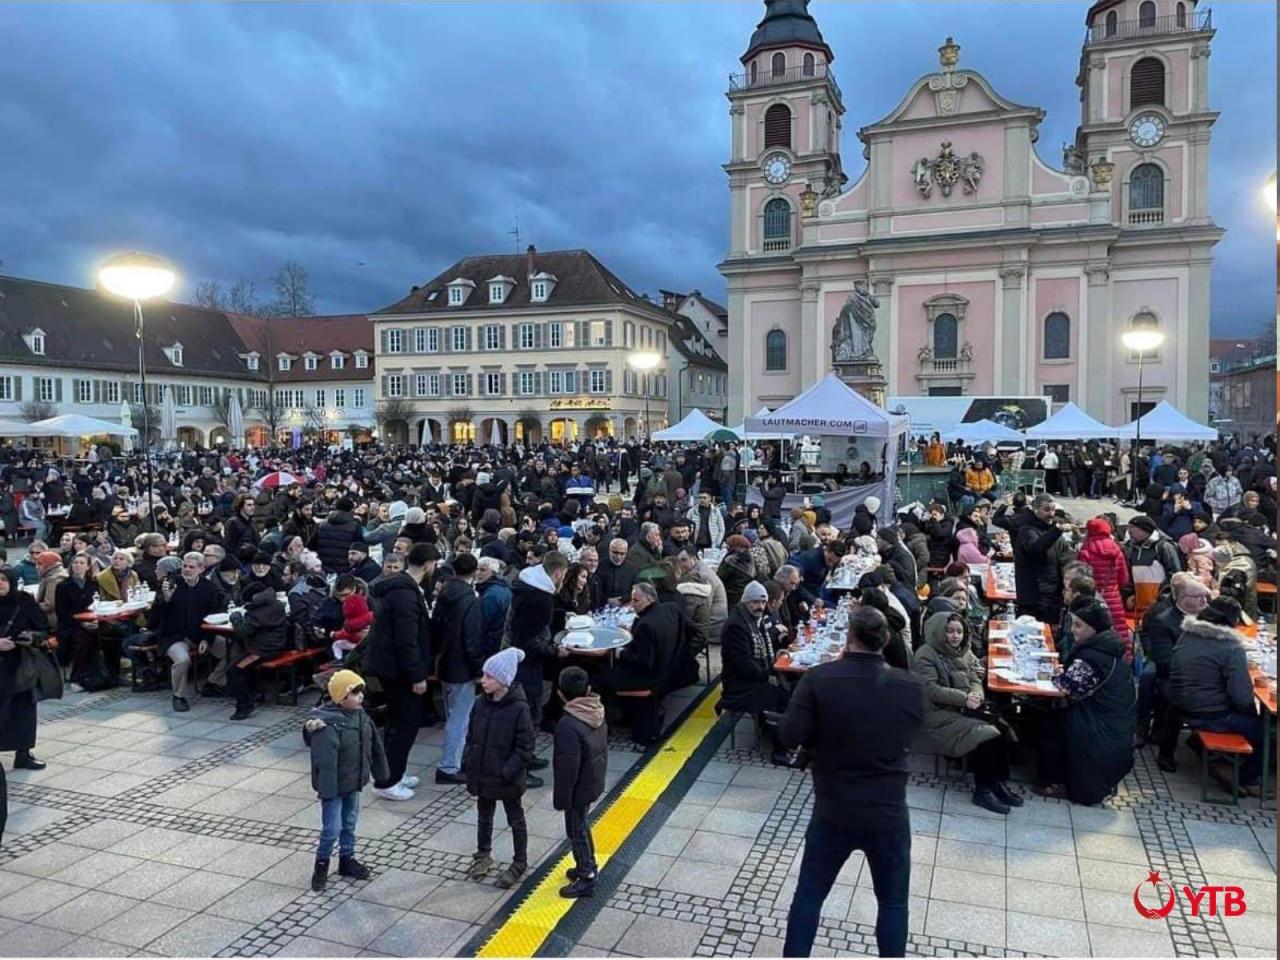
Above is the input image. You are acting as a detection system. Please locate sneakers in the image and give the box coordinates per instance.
[311,858,330,892]
[467,852,494,880]
[972,788,1011,815]
[525,774,544,789]
[559,875,596,899]
[992,782,1024,808]
[496,861,527,889]
[434,769,467,785]
[172,696,190,713]
[372,783,415,801]
[230,706,255,721]
[399,775,421,789]
[69,683,85,694]
[338,855,370,880]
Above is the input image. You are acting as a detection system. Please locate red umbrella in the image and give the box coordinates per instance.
[253,471,300,490]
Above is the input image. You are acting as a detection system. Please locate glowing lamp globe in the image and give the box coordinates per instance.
[1263,171,1277,214]
[98,252,176,301]
[628,351,662,372]
[1121,328,1165,353]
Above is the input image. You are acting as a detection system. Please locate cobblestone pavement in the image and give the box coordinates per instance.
[2,650,1274,957]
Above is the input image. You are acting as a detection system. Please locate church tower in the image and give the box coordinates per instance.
[725,0,846,260]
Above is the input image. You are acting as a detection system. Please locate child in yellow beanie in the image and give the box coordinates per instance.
[303,669,389,891]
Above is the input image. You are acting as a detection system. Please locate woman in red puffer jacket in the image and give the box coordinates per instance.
[1076,517,1132,661]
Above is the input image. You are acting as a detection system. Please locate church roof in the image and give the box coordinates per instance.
[742,0,833,63]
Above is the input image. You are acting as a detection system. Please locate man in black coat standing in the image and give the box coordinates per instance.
[223,494,260,561]
[434,553,486,785]
[314,498,363,573]
[364,543,435,801]
[1013,494,1067,623]
[779,607,925,958]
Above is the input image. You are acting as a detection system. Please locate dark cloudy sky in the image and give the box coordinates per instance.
[0,1,1273,336]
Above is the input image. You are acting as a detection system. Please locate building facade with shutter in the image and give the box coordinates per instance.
[721,0,1222,426]
[372,247,674,444]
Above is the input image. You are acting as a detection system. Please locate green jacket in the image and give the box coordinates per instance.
[303,703,389,800]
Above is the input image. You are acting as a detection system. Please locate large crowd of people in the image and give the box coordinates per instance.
[0,431,1273,945]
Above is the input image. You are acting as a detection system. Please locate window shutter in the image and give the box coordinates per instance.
[380,329,388,354]
[576,321,588,347]
[381,375,388,398]
[1130,58,1165,108]
[14,376,22,401]
[764,104,792,149]
[500,372,507,395]
[466,374,474,396]
[465,327,473,352]
[535,323,544,349]
[605,369,614,393]
[93,381,101,403]
[499,325,506,350]
[55,379,63,403]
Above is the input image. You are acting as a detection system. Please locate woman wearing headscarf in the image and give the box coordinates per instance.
[0,568,53,775]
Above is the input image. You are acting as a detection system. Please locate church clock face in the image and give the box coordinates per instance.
[1129,113,1166,148]
[763,153,791,184]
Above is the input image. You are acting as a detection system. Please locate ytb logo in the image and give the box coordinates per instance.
[1133,871,1247,919]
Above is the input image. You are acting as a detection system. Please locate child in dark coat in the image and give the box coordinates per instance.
[464,647,535,888]
[553,666,609,898]
[303,669,389,891]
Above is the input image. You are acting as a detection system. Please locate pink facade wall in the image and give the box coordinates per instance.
[1110,144,1183,221]
[751,296,803,402]
[1030,202,1089,225]
[892,206,1004,233]
[1031,157,1072,194]
[895,280,998,393]
[816,220,867,243]
[1033,276,1082,397]
[891,124,1006,208]
[1108,274,1181,422]
[834,171,868,212]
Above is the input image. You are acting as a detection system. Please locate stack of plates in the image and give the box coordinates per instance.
[562,632,595,649]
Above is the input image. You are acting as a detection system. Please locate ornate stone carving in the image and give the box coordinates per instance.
[913,142,984,199]
[818,200,836,219]
[999,265,1027,289]
[831,282,879,364]
[869,274,894,295]
[959,342,974,362]
[927,36,969,115]
[1069,176,1090,196]
[1062,142,1086,174]
[799,184,819,218]
[1090,156,1114,189]
[1085,261,1110,286]
[917,344,933,363]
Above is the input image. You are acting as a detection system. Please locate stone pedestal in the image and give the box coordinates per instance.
[834,359,888,407]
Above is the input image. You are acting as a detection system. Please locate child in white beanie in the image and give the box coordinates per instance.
[464,647,536,888]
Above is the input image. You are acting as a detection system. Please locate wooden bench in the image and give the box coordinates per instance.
[1190,730,1253,805]
[1259,581,1276,615]
[255,647,330,705]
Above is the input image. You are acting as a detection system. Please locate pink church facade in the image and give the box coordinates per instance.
[721,0,1222,426]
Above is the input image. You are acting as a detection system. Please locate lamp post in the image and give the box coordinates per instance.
[627,351,662,442]
[98,252,176,532]
[1120,323,1165,503]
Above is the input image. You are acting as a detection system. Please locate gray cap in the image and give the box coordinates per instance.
[743,580,769,603]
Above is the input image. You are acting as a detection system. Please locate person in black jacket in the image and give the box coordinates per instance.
[1136,574,1210,770]
[464,647,535,890]
[552,666,608,899]
[343,542,382,584]
[223,494,260,561]
[720,582,791,764]
[152,552,227,712]
[55,553,101,689]
[506,551,568,745]
[0,568,52,774]
[313,499,363,573]
[1013,494,1068,623]
[226,581,289,722]
[779,606,926,958]
[363,543,436,801]
[433,554,485,785]
[922,503,955,570]
[594,539,636,603]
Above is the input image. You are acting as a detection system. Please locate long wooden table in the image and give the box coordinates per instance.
[986,621,1064,698]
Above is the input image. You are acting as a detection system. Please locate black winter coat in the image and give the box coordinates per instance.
[363,573,431,684]
[153,576,227,644]
[434,576,486,683]
[720,603,782,713]
[1061,630,1135,805]
[313,511,362,573]
[1013,516,1064,609]
[506,572,558,660]
[464,684,535,801]
[1138,603,1187,677]
[552,696,608,811]
[594,561,635,603]
[231,589,290,657]
[53,575,96,642]
[224,513,260,560]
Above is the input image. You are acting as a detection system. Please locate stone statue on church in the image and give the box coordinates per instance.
[832,282,880,363]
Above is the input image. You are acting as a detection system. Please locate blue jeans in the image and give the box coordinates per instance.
[439,680,477,774]
[317,791,360,859]
[784,814,911,957]
[1193,712,1265,786]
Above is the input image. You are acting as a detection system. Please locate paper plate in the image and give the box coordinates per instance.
[562,631,595,648]
[204,612,230,626]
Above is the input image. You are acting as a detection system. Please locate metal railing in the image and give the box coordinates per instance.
[762,238,792,253]
[1128,209,1164,225]
[1087,8,1211,44]
[728,62,842,101]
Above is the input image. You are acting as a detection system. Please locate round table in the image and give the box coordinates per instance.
[554,625,632,658]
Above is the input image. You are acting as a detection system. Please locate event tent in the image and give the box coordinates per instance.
[940,419,1026,444]
[652,408,721,442]
[1114,400,1218,442]
[1023,402,1118,441]
[733,406,794,441]
[0,419,62,437]
[30,414,139,438]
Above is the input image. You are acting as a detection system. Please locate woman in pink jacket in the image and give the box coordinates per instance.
[1178,533,1218,593]
[1075,517,1132,661]
[953,527,989,565]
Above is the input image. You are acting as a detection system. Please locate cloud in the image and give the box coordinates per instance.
[0,1,1272,336]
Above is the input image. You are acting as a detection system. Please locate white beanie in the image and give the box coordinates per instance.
[476,471,491,486]
[742,580,769,603]
[404,507,426,525]
[865,496,882,514]
[483,647,524,688]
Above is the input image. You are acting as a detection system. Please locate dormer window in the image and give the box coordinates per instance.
[529,271,558,303]
[446,277,476,306]
[331,352,345,370]
[164,342,184,367]
[245,352,260,371]
[25,328,46,355]
[303,353,318,371]
[354,351,369,369]
[487,275,516,305]
[279,355,292,372]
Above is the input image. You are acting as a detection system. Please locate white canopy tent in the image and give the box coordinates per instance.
[733,406,795,441]
[652,408,722,442]
[1023,402,1119,441]
[941,419,1026,445]
[1114,400,1218,442]
[227,392,245,448]
[746,374,910,522]
[30,414,139,438]
[0,419,62,437]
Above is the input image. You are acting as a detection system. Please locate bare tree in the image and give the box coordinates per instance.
[302,403,330,434]
[18,400,55,422]
[194,280,226,309]
[375,398,414,429]
[228,278,264,316]
[253,391,286,441]
[129,403,161,445]
[211,391,231,428]
[270,262,314,317]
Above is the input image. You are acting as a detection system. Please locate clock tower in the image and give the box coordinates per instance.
[725,0,845,259]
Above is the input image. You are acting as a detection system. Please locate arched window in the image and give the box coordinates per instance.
[771,52,786,78]
[765,330,787,371]
[802,52,815,77]
[1105,10,1117,36]
[750,60,758,85]
[764,103,791,148]
[1130,57,1165,108]
[827,110,834,152]
[1175,2,1186,27]
[1129,163,1164,223]
[1139,1,1156,27]
[1043,312,1071,360]
[762,198,792,251]
[1128,310,1161,360]
[933,313,958,359]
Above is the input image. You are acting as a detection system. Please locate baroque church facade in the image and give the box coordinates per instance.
[720,0,1221,426]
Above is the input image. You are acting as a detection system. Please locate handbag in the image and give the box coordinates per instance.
[15,642,64,702]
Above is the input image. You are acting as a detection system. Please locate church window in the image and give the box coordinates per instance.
[750,60,757,85]
[1129,163,1164,223]
[771,52,785,77]
[764,104,791,149]
[765,330,787,371]
[802,53,815,77]
[1105,11,1117,36]
[1175,3,1186,27]
[933,314,958,360]
[827,110,834,152]
[762,198,791,251]
[1043,312,1070,360]
[1138,1,1156,28]
[1130,57,1165,108]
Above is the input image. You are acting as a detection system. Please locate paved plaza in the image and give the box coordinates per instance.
[1,650,1275,959]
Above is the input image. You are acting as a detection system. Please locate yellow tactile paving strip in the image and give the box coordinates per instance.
[476,687,723,957]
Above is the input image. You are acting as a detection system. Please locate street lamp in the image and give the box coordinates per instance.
[627,351,662,442]
[1264,171,1278,240]
[1120,321,1165,502]
[98,252,176,531]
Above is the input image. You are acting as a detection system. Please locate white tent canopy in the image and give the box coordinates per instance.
[0,419,62,437]
[30,414,139,438]
[733,406,794,441]
[746,374,909,439]
[1024,402,1119,441]
[652,408,722,442]
[940,419,1025,444]
[1114,400,1218,442]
